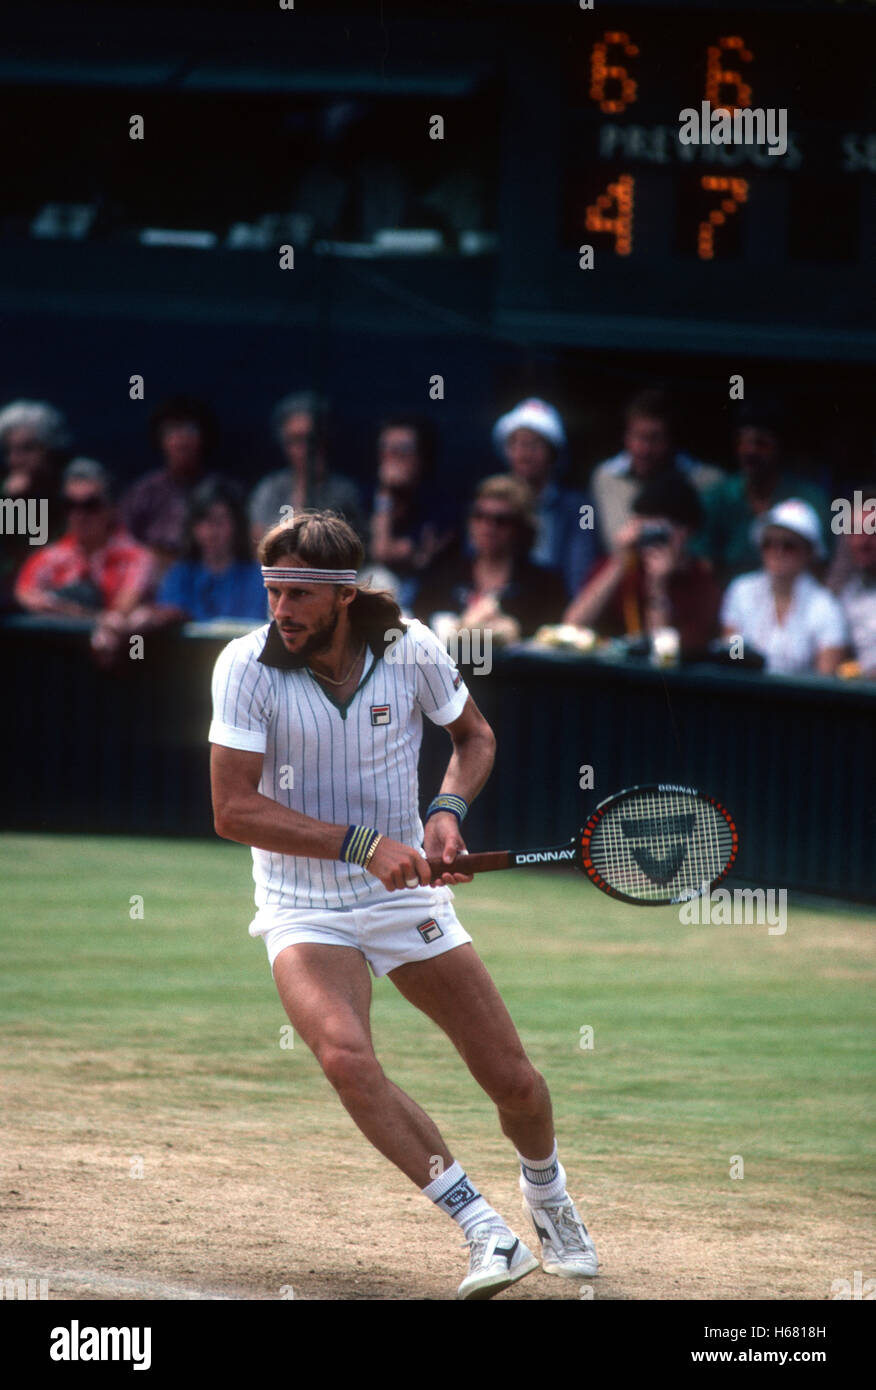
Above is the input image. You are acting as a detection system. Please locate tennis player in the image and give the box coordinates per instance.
[209,510,598,1299]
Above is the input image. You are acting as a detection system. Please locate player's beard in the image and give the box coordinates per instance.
[280,595,342,660]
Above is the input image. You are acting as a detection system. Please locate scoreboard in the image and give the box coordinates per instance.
[499,4,875,360]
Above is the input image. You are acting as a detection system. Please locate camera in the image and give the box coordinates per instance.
[635,523,673,548]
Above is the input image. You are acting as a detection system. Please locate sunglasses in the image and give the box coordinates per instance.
[471,510,518,526]
[761,535,805,553]
[64,495,106,512]
[381,439,417,456]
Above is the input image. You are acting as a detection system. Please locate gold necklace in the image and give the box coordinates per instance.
[307,643,367,687]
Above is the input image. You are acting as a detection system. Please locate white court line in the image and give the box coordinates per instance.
[0,1254,242,1301]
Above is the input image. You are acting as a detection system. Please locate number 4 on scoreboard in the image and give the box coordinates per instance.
[584,174,634,256]
[583,173,748,260]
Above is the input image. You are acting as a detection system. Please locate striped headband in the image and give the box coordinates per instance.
[261,566,358,585]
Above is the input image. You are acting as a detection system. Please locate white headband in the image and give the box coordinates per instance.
[261,566,358,585]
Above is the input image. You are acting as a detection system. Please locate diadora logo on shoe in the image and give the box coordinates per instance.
[371,704,391,726]
[494,1239,518,1267]
[417,918,443,943]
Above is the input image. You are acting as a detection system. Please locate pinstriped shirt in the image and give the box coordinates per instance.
[209,619,469,910]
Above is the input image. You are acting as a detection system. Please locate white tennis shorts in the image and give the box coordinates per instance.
[249,886,472,978]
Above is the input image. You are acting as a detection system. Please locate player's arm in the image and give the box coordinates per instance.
[436,693,496,804]
[424,694,496,886]
[211,744,341,857]
[210,744,433,892]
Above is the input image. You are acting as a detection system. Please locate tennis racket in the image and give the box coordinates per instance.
[426,784,738,906]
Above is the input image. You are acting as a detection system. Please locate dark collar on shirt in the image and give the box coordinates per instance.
[257,619,402,670]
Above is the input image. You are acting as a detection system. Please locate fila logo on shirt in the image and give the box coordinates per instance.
[370,704,391,726]
[417,918,443,943]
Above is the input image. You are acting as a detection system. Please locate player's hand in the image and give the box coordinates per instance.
[367,836,433,893]
[423,813,473,887]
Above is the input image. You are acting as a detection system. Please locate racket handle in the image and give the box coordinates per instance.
[427,850,512,876]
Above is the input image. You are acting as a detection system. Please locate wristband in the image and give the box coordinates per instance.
[424,793,469,827]
[340,825,382,868]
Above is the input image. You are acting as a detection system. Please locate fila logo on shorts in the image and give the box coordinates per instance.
[417,918,443,943]
[370,704,391,726]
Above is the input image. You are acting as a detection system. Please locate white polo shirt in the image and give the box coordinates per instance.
[209,618,469,910]
[838,574,876,676]
[720,570,847,675]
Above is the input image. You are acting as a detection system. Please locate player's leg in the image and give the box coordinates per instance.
[272,942,452,1186]
[389,942,552,1154]
[275,941,539,1297]
[389,942,598,1278]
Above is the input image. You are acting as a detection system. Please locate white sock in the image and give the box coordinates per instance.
[421,1160,502,1237]
[517,1140,567,1206]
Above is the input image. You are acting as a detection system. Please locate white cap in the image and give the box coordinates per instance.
[753,497,826,559]
[493,398,566,454]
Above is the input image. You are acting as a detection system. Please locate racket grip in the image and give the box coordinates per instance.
[426,851,512,876]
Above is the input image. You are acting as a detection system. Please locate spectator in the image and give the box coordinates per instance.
[829,487,876,678]
[720,499,847,676]
[150,477,268,624]
[493,397,599,597]
[414,475,567,643]
[590,389,723,552]
[564,472,721,655]
[0,399,70,610]
[0,398,70,499]
[697,400,833,578]
[367,414,456,608]
[121,395,217,565]
[15,458,156,632]
[249,391,363,549]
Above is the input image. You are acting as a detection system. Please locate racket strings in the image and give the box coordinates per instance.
[588,790,735,903]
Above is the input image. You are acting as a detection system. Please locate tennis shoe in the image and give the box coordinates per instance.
[456,1221,539,1300]
[522,1191,599,1278]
